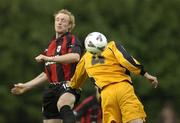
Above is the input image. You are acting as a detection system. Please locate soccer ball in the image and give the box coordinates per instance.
[84,32,107,54]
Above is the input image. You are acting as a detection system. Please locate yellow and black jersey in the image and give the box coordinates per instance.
[70,41,146,89]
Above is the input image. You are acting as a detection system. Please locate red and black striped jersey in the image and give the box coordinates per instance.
[74,95,102,123]
[43,32,83,83]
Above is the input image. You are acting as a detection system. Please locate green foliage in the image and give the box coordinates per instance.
[0,0,179,122]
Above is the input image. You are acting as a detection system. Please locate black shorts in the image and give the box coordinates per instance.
[42,82,81,119]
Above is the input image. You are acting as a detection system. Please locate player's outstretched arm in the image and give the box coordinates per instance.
[11,83,31,95]
[144,72,159,88]
[11,72,48,95]
[35,53,80,63]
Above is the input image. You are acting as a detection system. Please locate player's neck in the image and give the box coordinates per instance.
[56,33,61,38]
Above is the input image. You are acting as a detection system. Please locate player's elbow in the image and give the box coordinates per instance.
[73,53,80,62]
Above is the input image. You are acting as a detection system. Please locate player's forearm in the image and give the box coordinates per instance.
[25,72,47,89]
[144,72,153,79]
[48,53,80,63]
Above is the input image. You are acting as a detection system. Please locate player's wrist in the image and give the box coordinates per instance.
[140,69,146,76]
[24,82,35,91]
[47,56,55,62]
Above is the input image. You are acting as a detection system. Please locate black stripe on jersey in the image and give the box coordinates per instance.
[115,42,146,75]
[56,63,65,82]
[119,64,130,76]
[73,37,83,54]
[56,37,63,55]
[108,47,130,75]
[45,65,52,82]
[65,34,73,80]
[67,35,83,56]
[115,42,142,67]
[66,34,72,48]
[55,37,64,82]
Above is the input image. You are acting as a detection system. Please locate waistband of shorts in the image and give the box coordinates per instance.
[48,82,65,87]
[49,81,67,84]
[49,82,61,85]
[99,80,132,92]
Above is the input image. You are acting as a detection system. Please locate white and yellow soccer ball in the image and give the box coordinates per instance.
[84,32,107,54]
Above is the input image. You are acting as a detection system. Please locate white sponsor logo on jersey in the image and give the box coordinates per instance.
[57,46,61,53]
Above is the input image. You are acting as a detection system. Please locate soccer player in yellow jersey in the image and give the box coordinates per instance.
[69,32,158,123]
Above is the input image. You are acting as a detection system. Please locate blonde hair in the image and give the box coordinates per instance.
[54,9,75,32]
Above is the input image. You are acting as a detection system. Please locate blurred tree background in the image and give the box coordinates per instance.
[0,0,179,122]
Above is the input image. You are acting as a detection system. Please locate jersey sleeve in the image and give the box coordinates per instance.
[70,54,88,89]
[67,35,83,56]
[110,41,146,75]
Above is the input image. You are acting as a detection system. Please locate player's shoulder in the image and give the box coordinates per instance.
[82,51,92,58]
[85,51,93,56]
[107,41,116,48]
[107,40,124,48]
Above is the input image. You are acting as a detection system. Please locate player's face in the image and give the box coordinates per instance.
[55,13,71,34]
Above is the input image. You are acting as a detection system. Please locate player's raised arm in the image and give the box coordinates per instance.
[70,55,88,89]
[11,72,47,95]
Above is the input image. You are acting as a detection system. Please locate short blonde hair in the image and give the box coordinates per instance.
[54,9,75,32]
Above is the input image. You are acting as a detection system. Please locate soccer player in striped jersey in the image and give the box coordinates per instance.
[11,9,83,123]
[69,32,158,123]
[74,86,101,123]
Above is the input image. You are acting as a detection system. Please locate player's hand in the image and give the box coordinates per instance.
[11,83,30,95]
[144,72,159,88]
[35,54,46,62]
[35,54,53,63]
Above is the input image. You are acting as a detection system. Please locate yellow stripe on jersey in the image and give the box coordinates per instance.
[70,41,145,89]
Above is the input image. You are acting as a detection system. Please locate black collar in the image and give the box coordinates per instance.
[56,32,70,40]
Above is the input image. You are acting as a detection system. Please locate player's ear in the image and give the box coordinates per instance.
[68,25,72,32]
